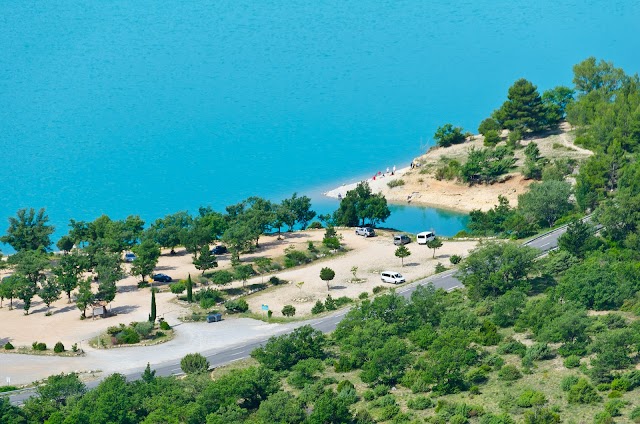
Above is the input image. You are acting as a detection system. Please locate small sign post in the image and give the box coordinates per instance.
[261,304,268,316]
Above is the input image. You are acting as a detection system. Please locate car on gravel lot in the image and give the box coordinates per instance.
[210,245,228,255]
[152,273,172,283]
[381,271,405,284]
[355,226,375,237]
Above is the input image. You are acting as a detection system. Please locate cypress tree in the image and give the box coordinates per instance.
[186,273,193,303]
[149,288,157,322]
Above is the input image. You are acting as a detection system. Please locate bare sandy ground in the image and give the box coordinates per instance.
[325,123,592,212]
[0,231,477,352]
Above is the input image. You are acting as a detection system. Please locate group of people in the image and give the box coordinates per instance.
[372,165,396,181]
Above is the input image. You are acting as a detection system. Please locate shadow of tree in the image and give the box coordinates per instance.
[110,305,140,315]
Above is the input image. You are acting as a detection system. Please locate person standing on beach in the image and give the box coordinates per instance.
[392,165,396,175]
[386,167,390,175]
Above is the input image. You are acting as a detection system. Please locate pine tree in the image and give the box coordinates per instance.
[149,288,157,322]
[186,273,193,303]
[141,363,156,383]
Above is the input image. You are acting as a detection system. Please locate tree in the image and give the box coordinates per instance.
[251,325,326,371]
[478,117,500,136]
[147,211,192,254]
[456,241,539,299]
[210,270,234,287]
[1,207,55,252]
[0,274,19,310]
[557,218,598,258]
[281,193,316,230]
[426,237,443,258]
[36,372,86,407]
[254,391,305,424]
[9,249,49,285]
[460,146,516,185]
[523,142,545,180]
[333,182,390,227]
[234,264,254,288]
[39,277,61,315]
[222,221,255,263]
[131,239,161,283]
[307,390,353,424]
[149,288,157,322]
[56,236,74,254]
[493,78,546,132]
[193,245,217,274]
[394,245,411,266]
[572,57,625,97]
[75,278,94,319]
[434,123,466,147]
[15,275,37,315]
[141,363,156,383]
[542,86,574,125]
[518,180,573,227]
[320,267,335,290]
[282,305,296,317]
[53,250,89,303]
[180,353,210,374]
[186,274,193,303]
[483,129,501,146]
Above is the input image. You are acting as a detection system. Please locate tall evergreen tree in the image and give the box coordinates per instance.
[149,288,157,323]
[186,274,193,303]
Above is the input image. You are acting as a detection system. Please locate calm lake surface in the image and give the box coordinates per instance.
[2,1,639,248]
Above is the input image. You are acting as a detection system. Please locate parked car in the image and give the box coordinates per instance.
[152,273,172,283]
[381,271,405,284]
[124,252,136,262]
[393,234,411,245]
[417,231,436,244]
[355,226,375,237]
[207,313,223,323]
[210,245,228,255]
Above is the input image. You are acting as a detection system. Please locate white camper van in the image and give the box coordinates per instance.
[416,231,436,245]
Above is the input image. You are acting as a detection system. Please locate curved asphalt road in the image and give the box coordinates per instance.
[7,223,571,405]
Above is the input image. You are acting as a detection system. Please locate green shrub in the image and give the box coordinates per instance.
[372,286,386,294]
[269,276,286,285]
[324,295,337,311]
[523,343,554,363]
[282,305,296,317]
[334,296,352,307]
[435,263,447,273]
[608,390,622,398]
[210,270,234,286]
[567,378,601,404]
[195,288,224,309]
[116,328,140,344]
[597,383,611,392]
[562,375,581,391]
[32,342,47,351]
[284,250,310,268]
[630,406,640,422]
[134,321,154,338]
[308,221,323,229]
[359,292,369,300]
[4,342,15,350]
[311,300,325,315]
[0,385,18,393]
[107,324,125,336]
[337,379,355,393]
[362,390,376,401]
[497,338,527,357]
[610,377,630,392]
[407,395,433,410]
[469,385,480,395]
[169,281,186,294]
[373,384,390,397]
[180,353,210,374]
[564,355,581,368]
[450,254,462,265]
[466,367,489,384]
[593,412,615,424]
[604,399,627,417]
[498,365,522,381]
[53,342,65,353]
[387,179,405,189]
[517,389,546,408]
[224,299,249,313]
[159,320,171,330]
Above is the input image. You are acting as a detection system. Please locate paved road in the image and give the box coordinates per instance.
[7,224,570,405]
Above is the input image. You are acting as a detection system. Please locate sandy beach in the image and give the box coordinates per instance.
[325,123,592,212]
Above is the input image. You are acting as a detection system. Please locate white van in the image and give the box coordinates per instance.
[380,271,405,284]
[416,231,436,245]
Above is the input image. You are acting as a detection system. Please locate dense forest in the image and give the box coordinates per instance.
[3,57,640,423]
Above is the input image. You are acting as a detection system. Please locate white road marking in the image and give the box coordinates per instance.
[541,242,550,247]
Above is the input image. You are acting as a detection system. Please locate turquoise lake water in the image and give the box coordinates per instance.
[2,1,640,249]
